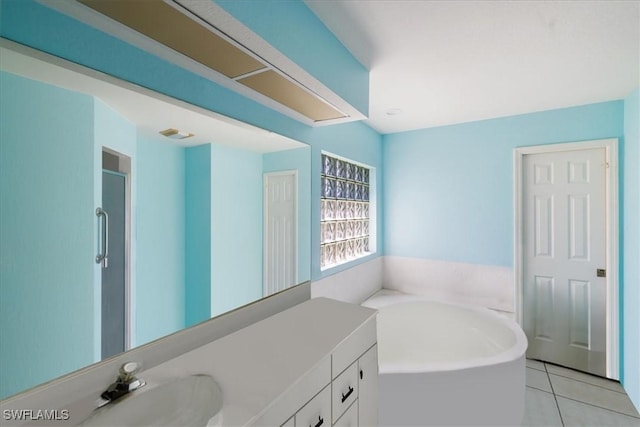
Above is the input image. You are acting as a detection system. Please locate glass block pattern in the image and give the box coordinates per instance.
[321,153,371,269]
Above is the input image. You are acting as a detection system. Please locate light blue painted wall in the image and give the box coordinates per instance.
[214,0,369,116]
[185,145,212,327]
[623,89,640,408]
[210,144,264,317]
[0,72,96,399]
[0,0,384,285]
[382,100,638,386]
[95,102,136,159]
[135,137,186,345]
[263,147,312,283]
[383,101,624,267]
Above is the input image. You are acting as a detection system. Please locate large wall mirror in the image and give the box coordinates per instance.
[0,40,311,399]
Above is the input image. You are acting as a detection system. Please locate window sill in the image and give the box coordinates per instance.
[320,252,374,272]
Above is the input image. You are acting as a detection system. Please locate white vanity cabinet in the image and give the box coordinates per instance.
[108,298,377,427]
[286,341,377,427]
[330,344,378,427]
[282,309,378,427]
[330,312,378,427]
[4,298,376,427]
[253,298,378,427]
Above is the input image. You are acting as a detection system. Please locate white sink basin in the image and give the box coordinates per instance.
[81,375,223,427]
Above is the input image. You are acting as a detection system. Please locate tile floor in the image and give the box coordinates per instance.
[523,359,640,426]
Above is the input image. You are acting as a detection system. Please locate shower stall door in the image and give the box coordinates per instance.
[100,170,127,360]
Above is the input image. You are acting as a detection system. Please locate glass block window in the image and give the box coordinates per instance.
[320,153,370,270]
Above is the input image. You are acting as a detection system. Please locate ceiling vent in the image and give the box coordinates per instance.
[159,128,194,140]
[71,0,356,125]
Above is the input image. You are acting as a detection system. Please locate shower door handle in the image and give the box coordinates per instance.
[96,208,109,268]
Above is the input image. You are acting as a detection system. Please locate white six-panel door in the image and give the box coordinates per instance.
[264,171,298,297]
[523,147,608,376]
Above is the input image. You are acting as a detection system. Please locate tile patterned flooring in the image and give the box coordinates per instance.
[523,359,640,426]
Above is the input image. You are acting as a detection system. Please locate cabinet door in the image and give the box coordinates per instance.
[358,344,378,426]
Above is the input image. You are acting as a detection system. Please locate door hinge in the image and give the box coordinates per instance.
[597,269,606,278]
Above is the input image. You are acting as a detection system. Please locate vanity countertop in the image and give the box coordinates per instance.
[115,297,377,426]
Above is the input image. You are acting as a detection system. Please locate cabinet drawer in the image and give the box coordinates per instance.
[332,362,358,423]
[332,318,376,378]
[296,385,331,427]
[281,416,295,427]
[333,399,358,427]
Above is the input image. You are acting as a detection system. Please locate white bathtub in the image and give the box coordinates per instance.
[362,290,528,426]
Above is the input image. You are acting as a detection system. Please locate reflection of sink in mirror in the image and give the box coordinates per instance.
[81,375,223,427]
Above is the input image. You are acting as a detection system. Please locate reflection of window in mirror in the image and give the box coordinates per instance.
[320,152,373,270]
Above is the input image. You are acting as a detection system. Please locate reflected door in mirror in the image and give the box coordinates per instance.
[264,171,297,296]
[101,170,127,359]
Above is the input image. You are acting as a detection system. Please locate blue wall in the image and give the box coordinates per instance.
[185,144,212,327]
[0,0,384,285]
[383,101,624,267]
[210,144,264,316]
[0,72,96,399]
[382,100,636,385]
[136,137,186,345]
[215,0,369,116]
[623,89,640,408]
[263,147,312,283]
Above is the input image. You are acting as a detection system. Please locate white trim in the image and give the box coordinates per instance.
[513,138,619,379]
[263,170,299,297]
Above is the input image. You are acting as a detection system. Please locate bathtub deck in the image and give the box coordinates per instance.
[523,359,639,426]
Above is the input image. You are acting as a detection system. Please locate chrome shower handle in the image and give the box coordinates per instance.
[96,207,109,267]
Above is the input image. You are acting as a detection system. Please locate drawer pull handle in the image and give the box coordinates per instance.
[341,386,354,403]
[360,369,363,380]
[311,416,323,427]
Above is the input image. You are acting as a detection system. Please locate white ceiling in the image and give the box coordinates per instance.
[306,0,640,134]
[0,41,306,153]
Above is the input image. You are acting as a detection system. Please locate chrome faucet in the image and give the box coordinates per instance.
[98,362,146,407]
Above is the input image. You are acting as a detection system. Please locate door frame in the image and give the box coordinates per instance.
[513,138,619,379]
[263,170,299,297]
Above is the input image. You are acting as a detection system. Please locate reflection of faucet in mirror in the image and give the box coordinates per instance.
[98,362,146,408]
